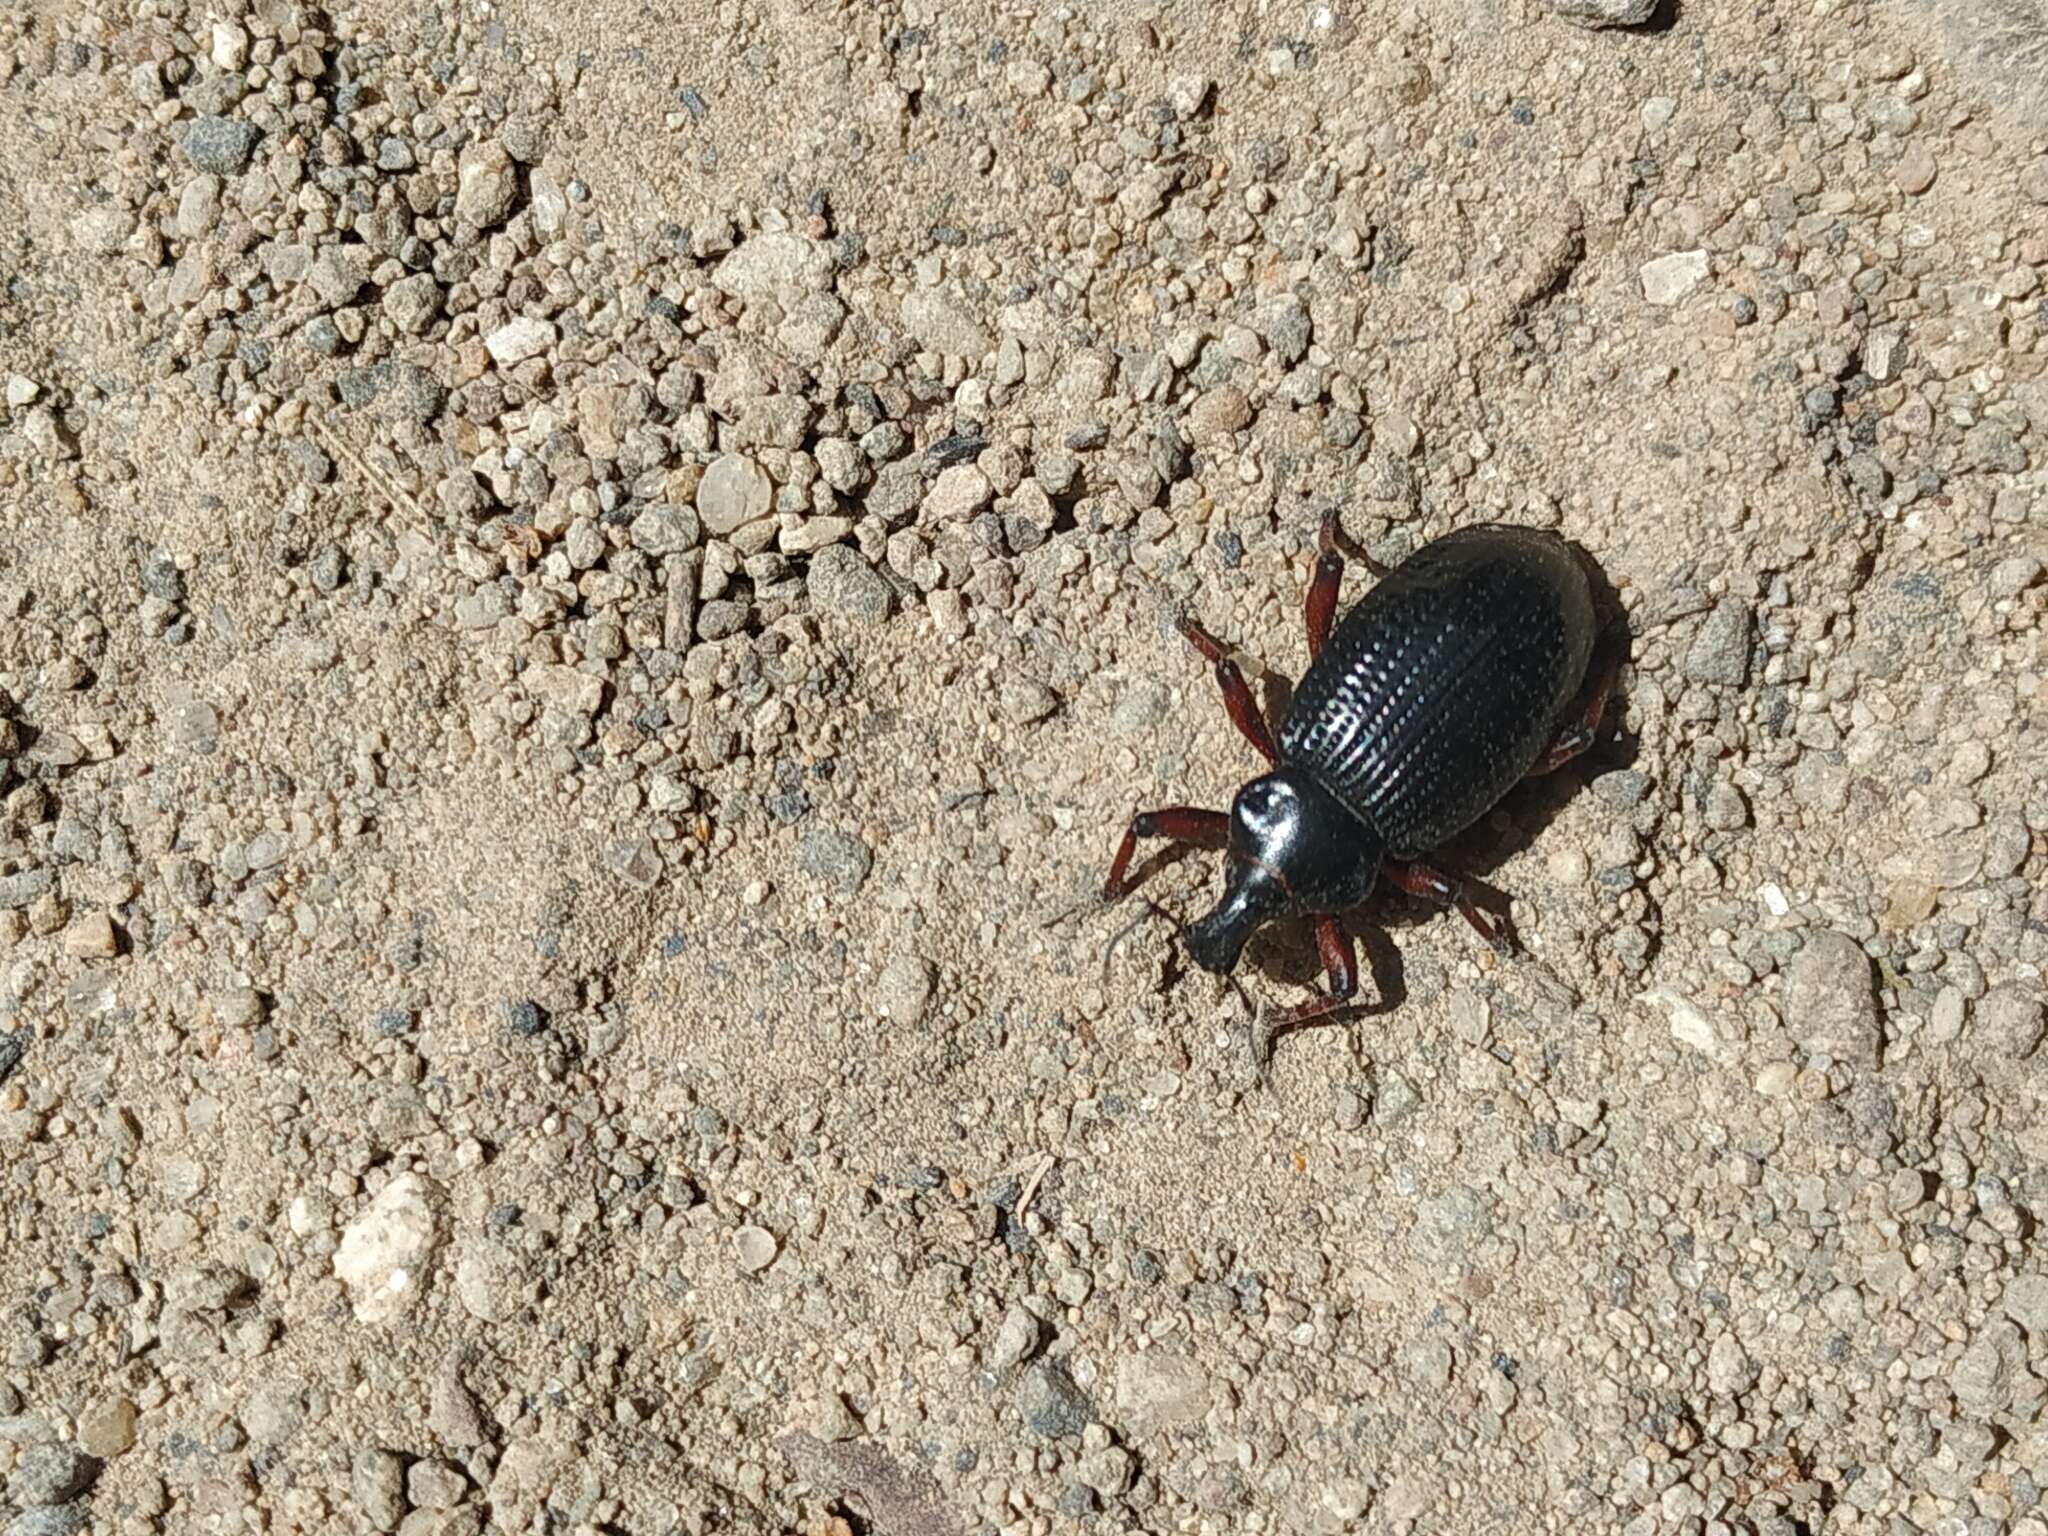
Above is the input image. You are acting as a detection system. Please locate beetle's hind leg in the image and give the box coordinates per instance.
[1102,806,1230,901]
[1528,651,1620,777]
[1177,616,1281,765]
[1383,858,1514,957]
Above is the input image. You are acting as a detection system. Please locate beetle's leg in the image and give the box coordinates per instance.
[1178,616,1281,765]
[1305,510,1345,660]
[1527,653,1619,776]
[1252,915,1360,1071]
[1103,806,1229,901]
[1383,858,1514,957]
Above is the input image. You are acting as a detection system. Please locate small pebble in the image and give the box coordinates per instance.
[732,1224,778,1272]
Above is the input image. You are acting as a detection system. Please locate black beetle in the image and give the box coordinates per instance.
[1102,513,1615,1056]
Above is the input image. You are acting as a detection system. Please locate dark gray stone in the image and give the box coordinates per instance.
[183,115,262,175]
[1017,1360,1092,1439]
[1683,599,1753,687]
[806,546,891,626]
[7,1443,98,1507]
[798,827,873,896]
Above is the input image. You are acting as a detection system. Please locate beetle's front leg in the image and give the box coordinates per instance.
[1252,915,1360,1072]
[1103,806,1229,901]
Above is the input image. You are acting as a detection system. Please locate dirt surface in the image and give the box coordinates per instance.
[2,0,2047,1532]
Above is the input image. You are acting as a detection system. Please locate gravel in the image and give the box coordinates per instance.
[1,2,2043,1532]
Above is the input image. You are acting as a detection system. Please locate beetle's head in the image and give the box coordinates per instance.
[1180,767,1381,976]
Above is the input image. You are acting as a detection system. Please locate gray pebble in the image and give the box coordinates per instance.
[629,505,701,557]
[7,1444,97,1507]
[285,437,333,484]
[140,548,184,604]
[504,999,548,1038]
[860,422,910,463]
[695,598,748,640]
[1411,1185,1491,1262]
[1976,984,2044,1059]
[1000,680,1059,725]
[866,461,923,525]
[1846,452,1891,499]
[1683,598,1753,686]
[1784,930,1881,1065]
[383,273,443,335]
[798,827,872,895]
[1374,1071,1420,1123]
[0,868,55,911]
[351,1447,406,1533]
[338,361,445,425]
[806,545,891,626]
[1112,679,1170,735]
[1036,451,1081,497]
[1261,296,1312,366]
[181,67,245,117]
[4,1508,89,1536]
[1545,0,1654,26]
[182,115,262,175]
[309,247,366,309]
[1016,1359,1092,1438]
[1592,769,1649,810]
[2003,1273,2048,1335]
[302,315,344,357]
[991,1303,1044,1373]
[309,546,348,594]
[1965,421,2028,474]
[1953,1324,2022,1417]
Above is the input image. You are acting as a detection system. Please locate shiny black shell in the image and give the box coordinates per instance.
[1278,524,1595,858]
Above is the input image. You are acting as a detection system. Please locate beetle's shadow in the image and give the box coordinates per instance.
[1247,917,1409,1020]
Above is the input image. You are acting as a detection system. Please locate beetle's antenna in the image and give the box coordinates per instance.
[1040,894,1100,934]
[1100,898,1174,989]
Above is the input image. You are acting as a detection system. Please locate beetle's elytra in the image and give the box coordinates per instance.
[1102,515,1615,1062]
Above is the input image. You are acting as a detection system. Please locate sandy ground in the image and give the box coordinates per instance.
[2,0,2047,1532]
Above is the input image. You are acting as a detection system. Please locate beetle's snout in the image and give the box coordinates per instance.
[1181,864,1283,976]
[1181,908,1249,975]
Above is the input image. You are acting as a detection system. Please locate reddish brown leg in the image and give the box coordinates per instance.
[1384,858,1513,957]
[1103,806,1229,900]
[1178,616,1280,765]
[1252,915,1360,1071]
[1528,654,1619,776]
[1305,510,1345,660]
